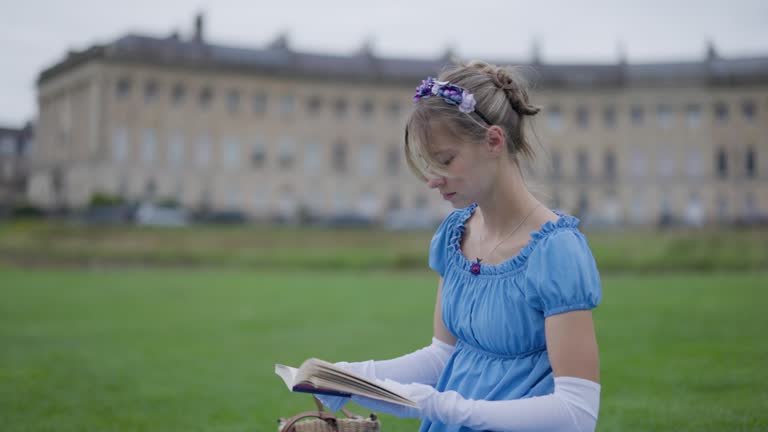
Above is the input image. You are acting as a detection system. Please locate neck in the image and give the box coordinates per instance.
[475,160,540,238]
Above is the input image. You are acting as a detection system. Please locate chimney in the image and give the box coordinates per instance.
[706,40,718,61]
[194,12,204,43]
[530,38,541,65]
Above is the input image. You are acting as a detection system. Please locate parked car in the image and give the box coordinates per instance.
[135,202,189,227]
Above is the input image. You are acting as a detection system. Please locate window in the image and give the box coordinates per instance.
[251,138,266,169]
[253,189,268,211]
[630,149,647,178]
[686,104,701,128]
[742,100,756,123]
[745,192,758,220]
[141,128,157,164]
[196,133,211,167]
[358,190,379,217]
[386,147,399,176]
[656,104,672,129]
[226,185,240,210]
[576,106,589,129]
[577,150,589,179]
[604,150,616,180]
[630,189,646,224]
[111,127,128,162]
[116,77,132,99]
[658,146,674,177]
[278,138,296,169]
[144,80,159,103]
[252,93,268,114]
[547,106,563,131]
[388,101,401,119]
[304,142,321,174]
[686,146,703,178]
[279,95,295,115]
[387,194,401,210]
[714,101,728,124]
[716,148,727,178]
[358,143,377,176]
[577,191,589,218]
[746,146,756,178]
[630,105,644,126]
[334,98,348,117]
[199,86,213,110]
[168,130,184,167]
[360,100,375,118]
[223,136,240,167]
[0,136,15,156]
[306,95,322,114]
[550,151,561,179]
[717,194,728,222]
[603,106,616,129]
[333,140,347,172]
[227,90,240,113]
[171,83,186,106]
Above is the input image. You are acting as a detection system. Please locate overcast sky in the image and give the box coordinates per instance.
[1,0,766,125]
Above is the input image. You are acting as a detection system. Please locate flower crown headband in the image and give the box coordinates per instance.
[413,77,492,124]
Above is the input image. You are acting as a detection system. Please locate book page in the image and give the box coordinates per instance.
[274,364,298,391]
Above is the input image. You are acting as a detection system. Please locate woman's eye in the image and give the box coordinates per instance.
[442,156,454,165]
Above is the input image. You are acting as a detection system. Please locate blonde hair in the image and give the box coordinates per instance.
[404,60,541,179]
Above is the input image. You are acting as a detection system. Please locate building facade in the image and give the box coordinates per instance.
[29,17,768,226]
[0,123,33,214]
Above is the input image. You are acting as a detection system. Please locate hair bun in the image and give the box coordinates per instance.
[492,67,540,117]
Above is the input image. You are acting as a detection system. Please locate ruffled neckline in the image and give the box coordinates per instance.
[448,202,581,276]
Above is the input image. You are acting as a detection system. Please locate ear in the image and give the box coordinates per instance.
[484,126,506,156]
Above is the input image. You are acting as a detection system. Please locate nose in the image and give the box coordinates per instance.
[426,176,446,189]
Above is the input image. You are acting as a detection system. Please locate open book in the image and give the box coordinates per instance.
[275,358,418,408]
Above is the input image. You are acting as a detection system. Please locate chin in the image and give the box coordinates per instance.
[451,197,473,209]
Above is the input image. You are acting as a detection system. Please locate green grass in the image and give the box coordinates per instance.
[1,220,767,272]
[1,269,766,431]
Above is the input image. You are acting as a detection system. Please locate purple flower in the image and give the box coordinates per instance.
[412,77,479,116]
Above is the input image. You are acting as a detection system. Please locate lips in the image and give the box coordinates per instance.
[442,192,456,200]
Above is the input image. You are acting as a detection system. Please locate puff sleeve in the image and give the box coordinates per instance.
[524,229,602,317]
[428,211,458,277]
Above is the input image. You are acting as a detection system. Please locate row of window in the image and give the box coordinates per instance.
[112,127,760,182]
[545,99,760,131]
[111,128,402,176]
[115,77,404,118]
[549,147,759,179]
[115,78,762,128]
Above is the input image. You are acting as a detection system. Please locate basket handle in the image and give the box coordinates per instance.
[279,410,339,432]
[312,396,361,420]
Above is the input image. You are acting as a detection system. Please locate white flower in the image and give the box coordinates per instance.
[458,92,476,113]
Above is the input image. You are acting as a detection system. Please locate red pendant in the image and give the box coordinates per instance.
[470,258,482,275]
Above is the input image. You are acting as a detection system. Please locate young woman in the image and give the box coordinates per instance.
[319,60,602,432]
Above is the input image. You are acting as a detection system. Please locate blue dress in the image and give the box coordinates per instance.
[420,203,601,432]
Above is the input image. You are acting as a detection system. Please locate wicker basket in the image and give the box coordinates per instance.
[278,396,381,432]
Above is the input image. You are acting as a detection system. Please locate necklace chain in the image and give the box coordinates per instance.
[476,203,541,263]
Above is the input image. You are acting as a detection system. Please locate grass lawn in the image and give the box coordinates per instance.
[1,269,766,431]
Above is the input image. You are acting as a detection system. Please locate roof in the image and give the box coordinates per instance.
[38,33,768,88]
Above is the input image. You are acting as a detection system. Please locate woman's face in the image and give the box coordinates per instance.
[425,129,497,208]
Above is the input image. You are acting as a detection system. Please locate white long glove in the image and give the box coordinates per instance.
[352,376,601,432]
[316,338,454,411]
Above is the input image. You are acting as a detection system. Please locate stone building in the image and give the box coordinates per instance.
[29,15,768,226]
[0,123,33,214]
